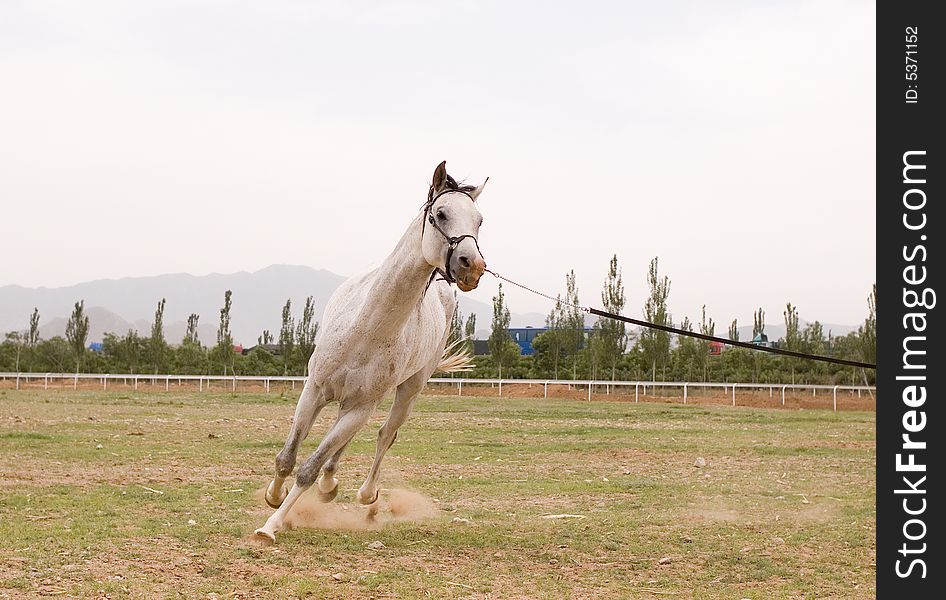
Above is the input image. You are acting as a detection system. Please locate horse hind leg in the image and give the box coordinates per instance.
[314,447,344,502]
[255,402,375,542]
[266,380,327,509]
[357,371,424,506]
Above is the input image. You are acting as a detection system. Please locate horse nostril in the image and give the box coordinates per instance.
[458,255,471,268]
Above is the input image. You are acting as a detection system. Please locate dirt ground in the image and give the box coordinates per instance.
[0,389,876,598]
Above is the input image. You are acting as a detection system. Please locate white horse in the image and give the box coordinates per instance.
[255,161,487,542]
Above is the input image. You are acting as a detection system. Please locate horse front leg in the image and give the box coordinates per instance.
[266,379,327,508]
[255,402,375,542]
[356,371,425,506]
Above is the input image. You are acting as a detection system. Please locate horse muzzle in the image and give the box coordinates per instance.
[452,255,486,292]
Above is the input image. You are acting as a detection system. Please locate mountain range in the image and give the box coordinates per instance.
[0,264,858,346]
[0,265,547,345]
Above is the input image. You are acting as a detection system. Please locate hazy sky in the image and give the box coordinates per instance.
[0,0,875,326]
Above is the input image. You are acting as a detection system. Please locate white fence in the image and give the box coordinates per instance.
[0,372,875,411]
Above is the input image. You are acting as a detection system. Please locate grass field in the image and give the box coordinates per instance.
[0,389,875,599]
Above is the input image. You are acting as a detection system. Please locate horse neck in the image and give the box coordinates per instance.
[363,213,436,335]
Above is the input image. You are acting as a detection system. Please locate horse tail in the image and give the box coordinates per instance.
[435,337,474,374]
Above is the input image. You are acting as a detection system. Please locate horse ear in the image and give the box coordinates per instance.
[470,177,489,201]
[431,161,448,193]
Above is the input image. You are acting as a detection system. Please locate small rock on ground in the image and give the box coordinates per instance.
[693,457,706,467]
[658,556,672,565]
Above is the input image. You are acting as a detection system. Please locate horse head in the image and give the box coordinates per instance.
[421,161,487,291]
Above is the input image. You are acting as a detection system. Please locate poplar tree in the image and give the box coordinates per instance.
[150,298,167,373]
[279,299,295,375]
[215,290,234,375]
[5,331,24,373]
[463,313,477,355]
[488,283,519,377]
[674,316,698,381]
[783,302,800,383]
[858,284,876,390]
[185,313,200,345]
[26,308,40,372]
[542,295,565,379]
[177,314,206,375]
[859,284,877,365]
[697,305,715,381]
[752,308,765,338]
[449,291,463,345]
[121,329,143,373]
[593,255,627,380]
[750,308,765,383]
[295,296,318,375]
[640,257,671,381]
[65,300,90,374]
[728,318,739,341]
[562,270,584,380]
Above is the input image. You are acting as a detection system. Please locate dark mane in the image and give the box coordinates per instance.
[427,173,476,201]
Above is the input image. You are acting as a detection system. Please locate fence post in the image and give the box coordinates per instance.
[45,374,49,390]
[732,384,736,407]
[833,386,838,411]
[165,377,169,392]
[232,377,236,392]
[498,378,502,397]
[544,381,548,398]
[635,383,639,403]
[103,376,107,391]
[781,385,786,406]
[15,374,19,391]
[683,383,687,404]
[587,382,592,402]
[459,380,463,397]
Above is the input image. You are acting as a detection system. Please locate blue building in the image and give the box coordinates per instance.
[473,327,595,356]
[507,327,545,356]
[506,327,595,356]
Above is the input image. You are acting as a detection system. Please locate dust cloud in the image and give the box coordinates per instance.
[256,487,440,532]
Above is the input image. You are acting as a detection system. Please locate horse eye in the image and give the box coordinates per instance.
[437,210,447,221]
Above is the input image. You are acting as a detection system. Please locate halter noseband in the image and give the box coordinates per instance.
[422,188,484,287]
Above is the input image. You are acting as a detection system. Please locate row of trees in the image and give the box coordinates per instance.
[460,255,876,386]
[1,256,877,385]
[0,291,320,377]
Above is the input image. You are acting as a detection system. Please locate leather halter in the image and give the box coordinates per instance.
[421,188,484,288]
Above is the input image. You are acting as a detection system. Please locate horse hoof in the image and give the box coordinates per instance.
[264,480,288,509]
[356,488,379,506]
[253,528,276,544]
[316,485,338,503]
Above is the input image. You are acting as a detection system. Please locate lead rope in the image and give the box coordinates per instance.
[483,269,876,370]
[485,269,588,312]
